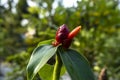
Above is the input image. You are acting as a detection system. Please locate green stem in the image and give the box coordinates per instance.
[53,53,62,80]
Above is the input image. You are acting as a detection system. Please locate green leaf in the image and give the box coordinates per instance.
[27,45,57,80]
[38,64,65,80]
[38,64,54,80]
[58,47,95,80]
[37,39,54,47]
[38,64,66,80]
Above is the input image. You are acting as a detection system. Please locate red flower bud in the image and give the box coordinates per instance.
[56,24,69,43]
[52,24,81,49]
[68,26,81,39]
[62,39,72,48]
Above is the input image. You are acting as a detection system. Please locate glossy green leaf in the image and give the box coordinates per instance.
[27,45,57,80]
[38,64,66,80]
[58,47,95,80]
[37,39,54,47]
[38,64,54,80]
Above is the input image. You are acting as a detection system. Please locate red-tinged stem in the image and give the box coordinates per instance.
[52,41,60,47]
[68,26,81,39]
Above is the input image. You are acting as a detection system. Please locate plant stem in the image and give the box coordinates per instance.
[53,53,62,80]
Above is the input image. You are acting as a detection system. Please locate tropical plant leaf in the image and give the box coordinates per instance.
[27,45,57,80]
[58,47,95,80]
[37,39,54,47]
[38,64,54,80]
[38,64,66,80]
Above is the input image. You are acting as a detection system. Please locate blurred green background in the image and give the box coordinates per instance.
[0,0,120,80]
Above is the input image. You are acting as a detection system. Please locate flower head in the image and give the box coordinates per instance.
[56,24,69,43]
[52,24,81,48]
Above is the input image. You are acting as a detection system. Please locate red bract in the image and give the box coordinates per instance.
[52,24,81,48]
[62,39,72,48]
[68,26,81,39]
[56,24,69,43]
